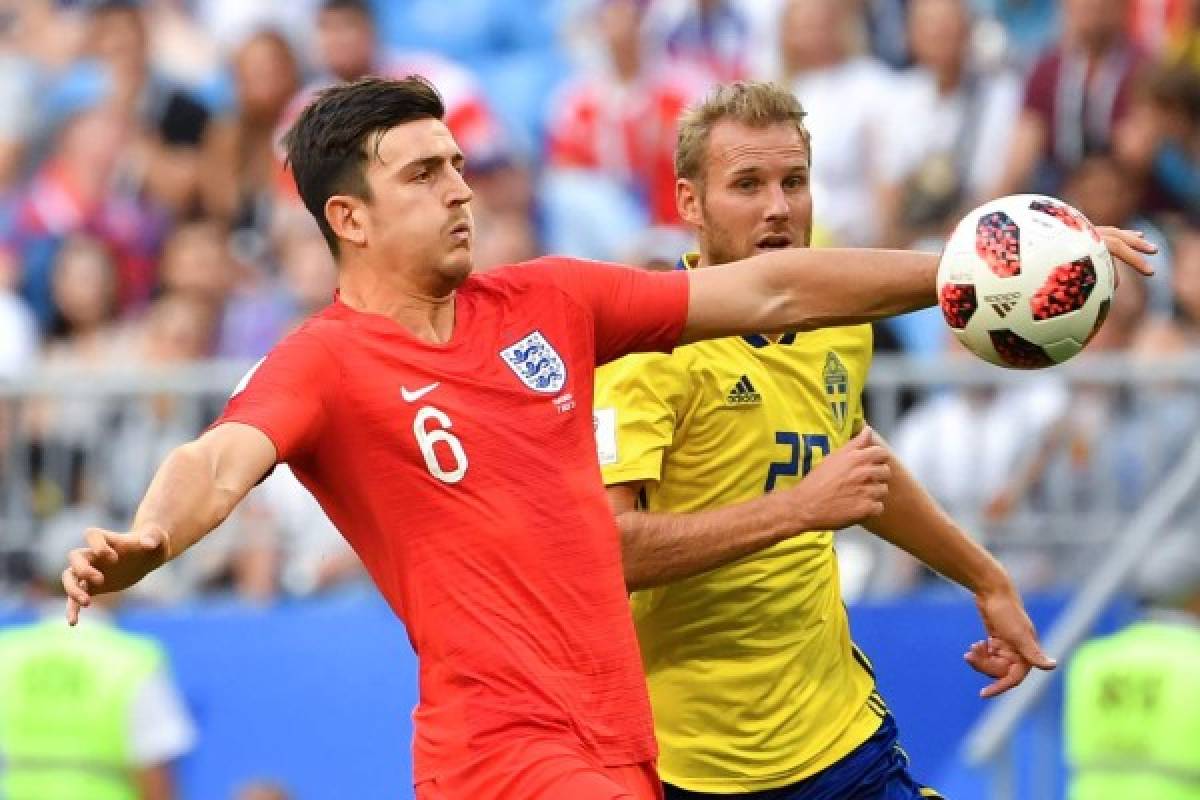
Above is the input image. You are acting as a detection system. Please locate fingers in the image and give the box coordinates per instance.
[84,528,118,565]
[1015,633,1057,671]
[67,547,105,587]
[1101,228,1156,276]
[980,660,1031,699]
[61,567,90,614]
[65,596,80,626]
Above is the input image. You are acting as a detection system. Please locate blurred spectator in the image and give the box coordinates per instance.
[0,524,196,800]
[141,0,224,93]
[776,0,894,246]
[194,0,319,66]
[7,104,165,326]
[1114,63,1200,225]
[157,219,288,360]
[23,236,126,509]
[992,0,1146,198]
[543,0,710,261]
[644,0,752,80]
[1129,0,1197,56]
[85,0,213,218]
[1169,224,1200,335]
[203,30,301,248]
[105,293,218,523]
[237,465,364,599]
[0,247,35,381]
[303,0,510,168]
[1064,528,1200,799]
[892,337,1069,526]
[877,0,1022,249]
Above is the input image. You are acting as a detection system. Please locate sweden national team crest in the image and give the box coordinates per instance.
[500,330,568,394]
[823,351,850,429]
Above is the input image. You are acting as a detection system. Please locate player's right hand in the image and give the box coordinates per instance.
[62,526,170,625]
[782,426,890,532]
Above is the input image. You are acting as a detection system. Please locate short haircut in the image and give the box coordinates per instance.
[283,76,446,256]
[675,81,812,185]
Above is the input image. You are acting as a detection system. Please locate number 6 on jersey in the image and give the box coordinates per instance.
[413,406,469,484]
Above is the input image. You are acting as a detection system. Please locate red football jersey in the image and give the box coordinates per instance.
[217,257,690,783]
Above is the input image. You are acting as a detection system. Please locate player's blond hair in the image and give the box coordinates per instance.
[674,81,812,185]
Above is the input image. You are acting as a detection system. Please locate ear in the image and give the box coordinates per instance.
[325,195,367,249]
[677,178,703,229]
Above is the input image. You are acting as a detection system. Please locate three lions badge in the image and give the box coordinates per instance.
[500,331,567,394]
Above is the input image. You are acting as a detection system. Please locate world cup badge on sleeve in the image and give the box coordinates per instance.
[500,330,568,394]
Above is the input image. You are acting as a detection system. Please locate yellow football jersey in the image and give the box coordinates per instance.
[593,259,885,792]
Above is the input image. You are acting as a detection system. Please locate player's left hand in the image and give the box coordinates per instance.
[1096,226,1157,278]
[968,589,1056,698]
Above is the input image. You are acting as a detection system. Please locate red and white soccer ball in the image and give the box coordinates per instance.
[936,194,1117,369]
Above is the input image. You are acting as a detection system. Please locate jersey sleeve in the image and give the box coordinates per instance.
[529,256,690,365]
[593,352,690,487]
[214,327,336,462]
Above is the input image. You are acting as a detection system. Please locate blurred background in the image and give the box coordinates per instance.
[0,0,1197,798]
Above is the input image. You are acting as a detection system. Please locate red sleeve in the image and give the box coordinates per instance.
[525,256,690,365]
[214,326,335,462]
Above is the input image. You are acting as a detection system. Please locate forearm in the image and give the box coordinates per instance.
[757,247,938,331]
[864,452,1011,596]
[131,442,244,563]
[620,492,800,591]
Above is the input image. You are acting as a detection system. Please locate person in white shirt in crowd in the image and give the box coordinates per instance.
[774,0,895,246]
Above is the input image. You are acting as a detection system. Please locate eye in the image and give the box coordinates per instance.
[783,174,808,190]
[412,168,431,183]
[734,177,758,191]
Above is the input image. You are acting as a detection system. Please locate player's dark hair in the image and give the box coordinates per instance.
[283,76,446,257]
[319,0,373,19]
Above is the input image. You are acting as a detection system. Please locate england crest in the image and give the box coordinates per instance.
[823,351,850,430]
[500,330,567,394]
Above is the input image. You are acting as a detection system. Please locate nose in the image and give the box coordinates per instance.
[447,167,474,207]
[764,183,790,221]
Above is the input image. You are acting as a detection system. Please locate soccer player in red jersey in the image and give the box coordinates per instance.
[60,77,1157,799]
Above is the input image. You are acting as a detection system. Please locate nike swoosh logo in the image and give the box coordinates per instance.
[400,382,440,403]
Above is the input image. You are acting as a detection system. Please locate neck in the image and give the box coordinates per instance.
[785,49,841,77]
[934,61,965,95]
[612,46,641,83]
[337,260,459,344]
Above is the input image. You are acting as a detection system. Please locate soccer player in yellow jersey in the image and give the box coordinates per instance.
[594,82,1058,799]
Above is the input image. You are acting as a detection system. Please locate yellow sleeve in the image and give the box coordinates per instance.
[593,351,689,487]
[851,325,874,435]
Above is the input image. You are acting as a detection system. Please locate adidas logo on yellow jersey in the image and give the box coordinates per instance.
[725,375,762,406]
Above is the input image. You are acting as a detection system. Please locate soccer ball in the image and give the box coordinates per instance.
[936,194,1117,369]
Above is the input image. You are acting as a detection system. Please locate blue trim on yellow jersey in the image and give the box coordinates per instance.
[662,715,945,800]
[675,253,798,349]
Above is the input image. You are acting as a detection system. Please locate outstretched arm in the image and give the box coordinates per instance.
[62,422,277,624]
[863,440,1056,697]
[612,428,890,591]
[681,230,1155,344]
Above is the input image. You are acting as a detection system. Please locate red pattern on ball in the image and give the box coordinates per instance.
[1030,257,1097,320]
[939,283,979,330]
[976,211,1021,277]
[989,330,1055,369]
[1029,199,1082,231]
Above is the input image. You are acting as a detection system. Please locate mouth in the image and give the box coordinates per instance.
[755,232,793,251]
[449,220,472,242]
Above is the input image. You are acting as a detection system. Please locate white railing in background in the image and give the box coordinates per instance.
[1,353,1198,608]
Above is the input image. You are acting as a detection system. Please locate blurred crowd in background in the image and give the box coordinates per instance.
[0,0,1198,605]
